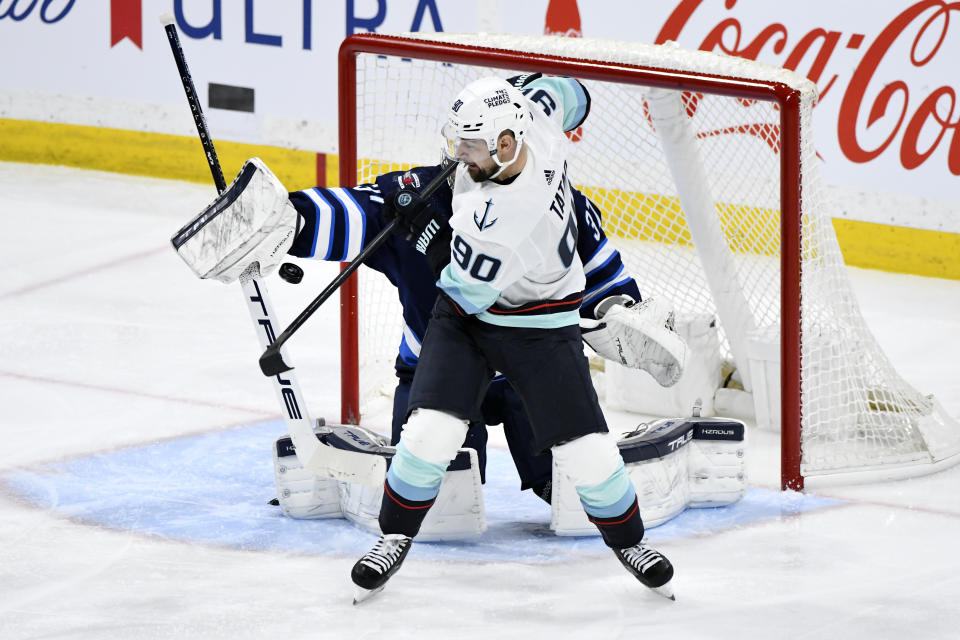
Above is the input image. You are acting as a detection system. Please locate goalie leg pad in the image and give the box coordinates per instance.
[380,410,469,537]
[273,435,342,519]
[414,447,486,541]
[172,157,298,283]
[688,421,747,506]
[341,448,487,541]
[552,433,644,549]
[338,451,487,541]
[275,423,485,540]
[550,417,748,535]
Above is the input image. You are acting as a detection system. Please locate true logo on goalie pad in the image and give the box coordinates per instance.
[618,419,693,460]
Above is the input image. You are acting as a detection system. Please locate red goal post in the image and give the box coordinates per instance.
[335,32,959,492]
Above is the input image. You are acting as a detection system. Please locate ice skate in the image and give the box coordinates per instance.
[351,534,413,604]
[613,539,675,600]
[352,584,385,605]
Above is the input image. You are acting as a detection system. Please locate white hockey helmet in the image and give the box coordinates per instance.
[442,76,531,178]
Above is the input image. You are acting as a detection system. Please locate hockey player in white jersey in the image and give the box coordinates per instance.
[350,77,676,603]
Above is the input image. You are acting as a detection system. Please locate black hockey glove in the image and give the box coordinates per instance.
[383,188,452,278]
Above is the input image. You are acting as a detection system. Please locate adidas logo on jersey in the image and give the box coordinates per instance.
[416,219,440,254]
[544,169,555,185]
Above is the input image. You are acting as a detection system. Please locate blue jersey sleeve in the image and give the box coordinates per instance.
[287,164,451,260]
[286,165,454,374]
[572,188,642,319]
[287,185,384,261]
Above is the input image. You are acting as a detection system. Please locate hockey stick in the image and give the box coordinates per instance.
[258,159,458,377]
[160,14,385,487]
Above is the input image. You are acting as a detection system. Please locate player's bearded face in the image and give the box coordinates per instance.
[463,154,498,181]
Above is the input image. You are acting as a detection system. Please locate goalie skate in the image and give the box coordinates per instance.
[351,534,413,604]
[613,539,676,600]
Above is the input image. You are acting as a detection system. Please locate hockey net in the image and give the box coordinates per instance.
[337,32,960,490]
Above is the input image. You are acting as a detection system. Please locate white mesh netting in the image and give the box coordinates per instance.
[344,33,960,483]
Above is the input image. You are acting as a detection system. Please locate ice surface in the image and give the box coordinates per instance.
[2,162,960,639]
[2,419,840,563]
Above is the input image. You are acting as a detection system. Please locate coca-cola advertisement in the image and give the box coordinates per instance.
[0,0,958,237]
[650,0,960,217]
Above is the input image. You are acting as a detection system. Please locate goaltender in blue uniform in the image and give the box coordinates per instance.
[344,76,678,603]
[285,75,641,501]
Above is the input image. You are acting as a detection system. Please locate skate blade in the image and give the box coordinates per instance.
[651,582,675,601]
[352,584,384,605]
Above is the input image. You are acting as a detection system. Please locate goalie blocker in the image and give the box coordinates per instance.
[274,417,745,540]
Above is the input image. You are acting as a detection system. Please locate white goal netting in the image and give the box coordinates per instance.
[342,33,960,486]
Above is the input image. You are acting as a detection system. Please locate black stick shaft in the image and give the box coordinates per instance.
[259,160,458,376]
[162,21,226,193]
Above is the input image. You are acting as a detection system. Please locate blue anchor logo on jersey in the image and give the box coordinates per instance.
[474,199,498,231]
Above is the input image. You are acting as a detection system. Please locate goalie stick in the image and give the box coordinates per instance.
[258,158,458,377]
[160,14,384,487]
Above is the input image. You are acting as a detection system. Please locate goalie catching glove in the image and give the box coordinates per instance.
[171,157,299,283]
[581,296,687,387]
[383,180,452,278]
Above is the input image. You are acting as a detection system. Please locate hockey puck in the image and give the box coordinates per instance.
[278,262,304,284]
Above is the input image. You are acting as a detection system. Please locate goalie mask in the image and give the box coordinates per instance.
[442,76,531,180]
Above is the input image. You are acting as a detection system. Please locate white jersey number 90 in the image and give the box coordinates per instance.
[453,235,503,283]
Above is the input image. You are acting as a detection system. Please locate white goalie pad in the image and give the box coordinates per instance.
[273,435,343,519]
[551,416,746,535]
[581,297,688,387]
[273,424,486,541]
[171,157,297,283]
